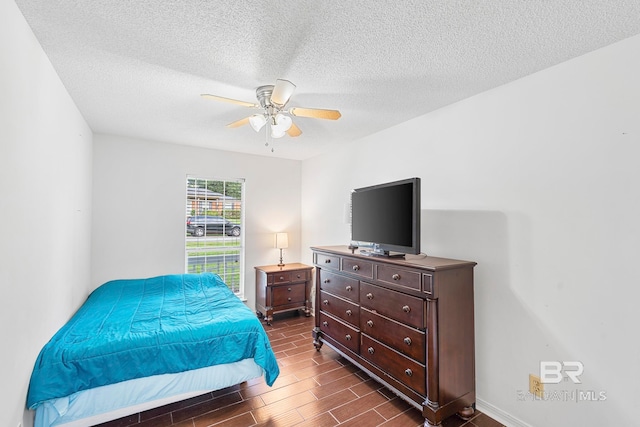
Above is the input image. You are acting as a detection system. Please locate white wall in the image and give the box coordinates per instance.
[301,34,640,426]
[0,2,93,426]
[92,134,302,312]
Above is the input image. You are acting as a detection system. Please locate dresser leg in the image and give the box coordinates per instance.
[312,326,323,350]
[457,406,475,420]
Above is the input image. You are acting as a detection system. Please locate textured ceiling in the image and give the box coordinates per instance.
[14,0,640,160]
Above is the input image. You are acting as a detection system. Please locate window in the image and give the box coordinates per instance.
[185,176,245,297]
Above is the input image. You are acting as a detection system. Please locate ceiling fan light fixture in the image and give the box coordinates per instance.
[274,113,292,131]
[249,114,266,132]
[270,126,286,138]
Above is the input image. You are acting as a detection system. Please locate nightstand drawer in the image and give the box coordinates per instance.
[272,283,306,306]
[272,272,291,284]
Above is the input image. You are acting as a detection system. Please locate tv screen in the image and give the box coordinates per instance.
[351,177,421,256]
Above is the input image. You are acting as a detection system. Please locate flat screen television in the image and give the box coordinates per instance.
[350,177,421,257]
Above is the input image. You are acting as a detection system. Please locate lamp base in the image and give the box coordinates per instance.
[277,249,285,267]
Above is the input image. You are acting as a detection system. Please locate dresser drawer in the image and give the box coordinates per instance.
[320,291,359,327]
[319,269,359,302]
[360,282,425,329]
[375,264,421,290]
[360,308,425,362]
[361,334,425,395]
[316,253,340,270]
[272,283,306,306]
[341,257,374,279]
[320,312,359,354]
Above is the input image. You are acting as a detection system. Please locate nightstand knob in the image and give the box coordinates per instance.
[345,285,353,292]
[405,369,413,377]
[287,297,292,302]
[287,287,292,292]
[367,320,374,328]
[322,321,328,327]
[368,347,375,355]
[279,276,285,281]
[366,293,373,300]
[392,273,401,280]
[345,334,352,341]
[323,299,329,305]
[352,265,360,271]
[296,274,301,278]
[404,337,412,346]
[346,309,352,316]
[403,305,411,313]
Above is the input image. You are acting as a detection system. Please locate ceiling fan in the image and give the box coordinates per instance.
[201,79,341,139]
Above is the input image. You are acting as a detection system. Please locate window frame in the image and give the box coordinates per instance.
[185,175,246,299]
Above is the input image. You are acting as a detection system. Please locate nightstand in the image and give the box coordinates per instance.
[255,263,313,326]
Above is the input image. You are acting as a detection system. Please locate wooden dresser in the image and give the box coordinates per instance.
[311,246,476,427]
[255,263,313,326]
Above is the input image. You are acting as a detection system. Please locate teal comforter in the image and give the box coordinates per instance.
[27,273,279,408]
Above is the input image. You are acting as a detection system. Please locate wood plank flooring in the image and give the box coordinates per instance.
[98,314,504,427]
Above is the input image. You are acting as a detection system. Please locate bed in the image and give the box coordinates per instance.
[27,273,280,427]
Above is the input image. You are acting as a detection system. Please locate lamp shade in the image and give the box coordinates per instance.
[275,232,289,249]
[249,114,267,132]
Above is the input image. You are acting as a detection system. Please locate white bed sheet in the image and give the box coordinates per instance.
[34,358,264,427]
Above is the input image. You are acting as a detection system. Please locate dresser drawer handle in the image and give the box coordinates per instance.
[346,309,352,316]
[405,368,413,377]
[323,299,329,305]
[404,337,412,346]
[392,273,401,280]
[403,305,411,313]
[325,259,331,263]
[323,279,330,284]
[345,334,352,341]
[287,287,292,292]
[368,347,375,355]
[287,297,292,301]
[367,320,374,328]
[366,293,374,300]
[322,321,328,327]
[345,285,353,292]
[296,274,301,279]
[352,265,360,271]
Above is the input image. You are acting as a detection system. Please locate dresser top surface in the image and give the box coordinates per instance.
[311,245,476,271]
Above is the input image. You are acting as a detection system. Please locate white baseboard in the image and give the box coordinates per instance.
[476,398,532,427]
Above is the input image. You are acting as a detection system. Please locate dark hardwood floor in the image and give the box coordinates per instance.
[98,314,504,427]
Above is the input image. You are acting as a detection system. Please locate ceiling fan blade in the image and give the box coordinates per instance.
[287,122,302,137]
[289,107,341,120]
[201,94,258,108]
[270,79,296,107]
[226,117,251,128]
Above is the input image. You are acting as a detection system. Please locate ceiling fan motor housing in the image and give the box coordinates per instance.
[256,85,275,110]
